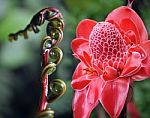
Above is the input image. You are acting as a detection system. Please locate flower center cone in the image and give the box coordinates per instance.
[89,22,128,80]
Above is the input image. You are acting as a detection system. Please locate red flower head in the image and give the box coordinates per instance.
[71,5,149,118]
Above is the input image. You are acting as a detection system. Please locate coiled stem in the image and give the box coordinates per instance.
[8,7,66,118]
[39,8,66,118]
[8,7,64,41]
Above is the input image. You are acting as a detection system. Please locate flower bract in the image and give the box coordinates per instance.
[71,6,149,118]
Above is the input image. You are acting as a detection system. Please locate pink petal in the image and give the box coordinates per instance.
[73,90,98,118]
[120,19,140,44]
[75,51,102,75]
[73,78,104,118]
[105,6,148,43]
[71,76,91,91]
[72,62,90,90]
[87,77,105,105]
[121,52,142,77]
[103,66,118,81]
[128,45,146,60]
[132,67,150,81]
[71,38,89,59]
[131,41,150,81]
[100,78,130,118]
[92,64,103,76]
[140,41,150,67]
[76,19,97,39]
[71,62,97,90]
[72,62,86,81]
[72,40,93,69]
[124,29,137,44]
[78,51,92,67]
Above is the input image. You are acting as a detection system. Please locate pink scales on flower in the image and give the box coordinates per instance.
[71,5,149,118]
[89,22,128,81]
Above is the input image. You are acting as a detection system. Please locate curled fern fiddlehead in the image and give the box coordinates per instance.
[8,7,66,118]
[8,7,64,41]
[48,79,66,103]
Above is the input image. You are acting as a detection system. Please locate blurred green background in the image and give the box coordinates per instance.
[0,0,150,118]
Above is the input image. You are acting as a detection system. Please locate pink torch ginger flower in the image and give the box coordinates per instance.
[71,6,149,118]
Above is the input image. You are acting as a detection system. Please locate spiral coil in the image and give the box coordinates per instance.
[8,7,66,118]
[8,7,64,41]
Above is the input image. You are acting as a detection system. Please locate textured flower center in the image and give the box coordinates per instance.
[89,22,127,78]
